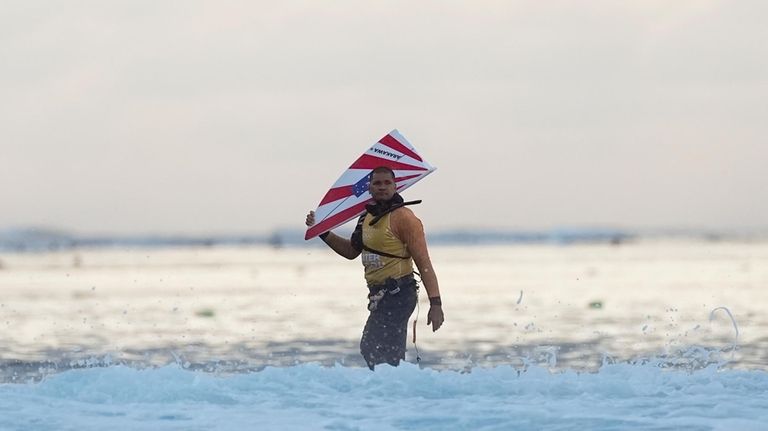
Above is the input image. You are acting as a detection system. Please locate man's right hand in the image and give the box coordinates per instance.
[305,211,315,227]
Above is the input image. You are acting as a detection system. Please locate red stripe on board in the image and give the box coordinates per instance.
[395,173,421,183]
[379,134,423,162]
[318,185,354,206]
[305,201,369,240]
[317,173,423,206]
[349,154,428,172]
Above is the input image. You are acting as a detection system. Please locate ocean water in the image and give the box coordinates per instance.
[0,241,767,429]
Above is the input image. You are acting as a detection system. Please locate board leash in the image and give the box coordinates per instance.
[412,271,422,364]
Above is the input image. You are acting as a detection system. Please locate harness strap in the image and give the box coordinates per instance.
[362,244,410,260]
[368,200,422,226]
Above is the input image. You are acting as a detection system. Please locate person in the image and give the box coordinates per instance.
[305,166,444,370]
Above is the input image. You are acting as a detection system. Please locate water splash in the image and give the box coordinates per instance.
[709,306,739,358]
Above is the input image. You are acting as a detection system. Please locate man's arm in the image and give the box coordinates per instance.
[392,208,444,331]
[320,231,361,260]
[305,211,361,260]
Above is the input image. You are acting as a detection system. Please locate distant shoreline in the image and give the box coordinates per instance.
[2,226,767,252]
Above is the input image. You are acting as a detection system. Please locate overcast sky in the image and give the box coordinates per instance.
[2,1,766,235]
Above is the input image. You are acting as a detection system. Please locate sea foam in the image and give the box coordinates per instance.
[1,361,766,431]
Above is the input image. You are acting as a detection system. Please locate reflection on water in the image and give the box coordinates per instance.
[0,242,766,382]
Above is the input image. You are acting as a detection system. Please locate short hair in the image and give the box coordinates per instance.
[371,166,395,180]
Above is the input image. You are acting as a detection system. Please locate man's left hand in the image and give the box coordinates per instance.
[427,305,444,332]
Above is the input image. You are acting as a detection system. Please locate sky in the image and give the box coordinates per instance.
[1,0,766,235]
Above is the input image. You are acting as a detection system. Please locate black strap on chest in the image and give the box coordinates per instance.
[361,244,409,259]
[368,200,422,226]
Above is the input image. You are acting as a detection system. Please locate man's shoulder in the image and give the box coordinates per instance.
[391,206,418,219]
[391,207,423,233]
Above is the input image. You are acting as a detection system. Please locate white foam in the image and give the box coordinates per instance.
[1,363,766,430]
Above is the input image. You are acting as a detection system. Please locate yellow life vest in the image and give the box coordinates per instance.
[361,212,414,285]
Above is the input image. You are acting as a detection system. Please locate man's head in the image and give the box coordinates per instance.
[368,166,396,202]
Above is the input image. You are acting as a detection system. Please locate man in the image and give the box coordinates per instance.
[305,166,444,370]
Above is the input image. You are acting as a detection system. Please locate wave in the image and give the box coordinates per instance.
[1,360,766,431]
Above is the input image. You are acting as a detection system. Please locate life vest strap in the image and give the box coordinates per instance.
[362,244,410,260]
[368,200,422,226]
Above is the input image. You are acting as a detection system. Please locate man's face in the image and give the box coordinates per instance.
[369,171,396,202]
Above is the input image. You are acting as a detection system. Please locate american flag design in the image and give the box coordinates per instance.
[305,130,437,240]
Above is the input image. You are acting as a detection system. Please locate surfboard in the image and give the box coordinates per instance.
[305,130,436,240]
